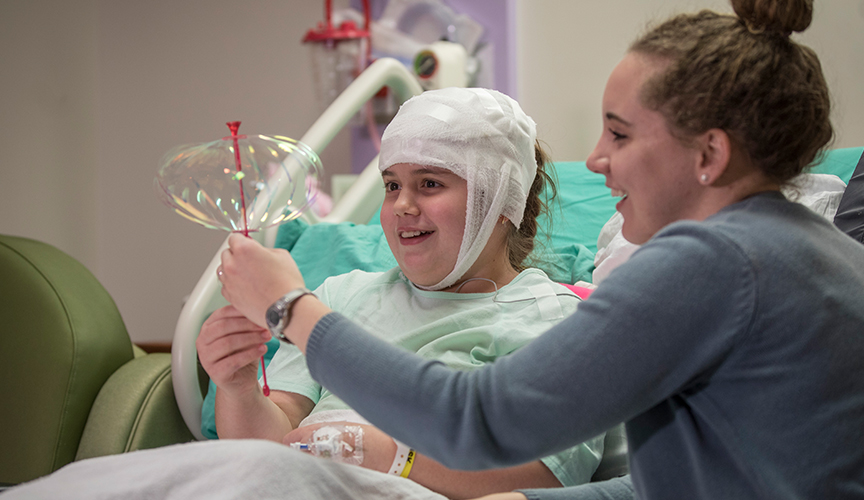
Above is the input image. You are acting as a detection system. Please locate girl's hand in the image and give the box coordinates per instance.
[196,305,270,396]
[219,233,306,328]
[283,422,398,473]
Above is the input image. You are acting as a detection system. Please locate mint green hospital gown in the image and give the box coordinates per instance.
[266,267,605,487]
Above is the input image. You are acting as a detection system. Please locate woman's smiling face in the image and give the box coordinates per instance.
[380,163,468,287]
[586,52,704,244]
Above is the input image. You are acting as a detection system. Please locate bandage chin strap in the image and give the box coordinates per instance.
[415,164,512,291]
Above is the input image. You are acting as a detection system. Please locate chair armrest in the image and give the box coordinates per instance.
[75,353,195,461]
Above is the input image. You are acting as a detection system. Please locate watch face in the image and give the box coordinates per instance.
[266,307,282,328]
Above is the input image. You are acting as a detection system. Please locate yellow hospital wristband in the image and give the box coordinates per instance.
[400,449,416,478]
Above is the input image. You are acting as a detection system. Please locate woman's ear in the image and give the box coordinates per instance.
[695,129,731,186]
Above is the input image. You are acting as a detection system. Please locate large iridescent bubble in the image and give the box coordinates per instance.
[155,122,322,234]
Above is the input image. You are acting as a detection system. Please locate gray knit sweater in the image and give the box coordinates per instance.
[307,192,864,499]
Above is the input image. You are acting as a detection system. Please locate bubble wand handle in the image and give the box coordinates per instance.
[226,121,250,238]
[227,121,270,396]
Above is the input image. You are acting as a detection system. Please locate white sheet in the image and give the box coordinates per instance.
[1,440,447,500]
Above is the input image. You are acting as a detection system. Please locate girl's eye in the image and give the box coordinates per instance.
[422,179,441,188]
[610,129,627,141]
[384,181,400,192]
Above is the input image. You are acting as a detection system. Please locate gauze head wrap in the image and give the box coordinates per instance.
[379,87,538,290]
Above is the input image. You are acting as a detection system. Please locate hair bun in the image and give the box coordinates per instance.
[731,0,813,34]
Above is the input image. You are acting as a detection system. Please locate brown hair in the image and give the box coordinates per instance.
[629,0,832,184]
[507,140,556,271]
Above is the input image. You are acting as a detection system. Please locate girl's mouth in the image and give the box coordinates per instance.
[400,230,431,238]
[399,230,433,245]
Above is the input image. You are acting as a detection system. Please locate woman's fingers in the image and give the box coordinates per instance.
[218,234,306,328]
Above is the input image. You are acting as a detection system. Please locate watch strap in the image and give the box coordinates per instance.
[267,287,314,342]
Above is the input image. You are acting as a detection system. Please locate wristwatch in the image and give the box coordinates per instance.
[265,287,315,343]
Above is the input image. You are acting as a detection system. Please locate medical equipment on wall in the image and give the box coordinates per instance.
[309,0,485,121]
[375,0,483,89]
[303,0,372,112]
[171,58,422,440]
[413,40,468,89]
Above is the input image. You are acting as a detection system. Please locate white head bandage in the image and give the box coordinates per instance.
[379,88,538,290]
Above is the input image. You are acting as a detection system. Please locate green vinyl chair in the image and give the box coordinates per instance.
[0,234,194,488]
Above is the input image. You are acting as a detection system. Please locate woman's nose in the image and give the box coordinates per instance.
[586,144,610,175]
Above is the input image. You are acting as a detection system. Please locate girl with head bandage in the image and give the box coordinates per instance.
[378,87,541,292]
[199,88,604,498]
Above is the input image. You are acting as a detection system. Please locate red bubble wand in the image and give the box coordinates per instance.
[156,121,324,400]
[227,120,270,396]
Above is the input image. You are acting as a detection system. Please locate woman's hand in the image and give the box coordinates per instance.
[219,233,306,328]
[196,305,270,396]
[282,422,398,473]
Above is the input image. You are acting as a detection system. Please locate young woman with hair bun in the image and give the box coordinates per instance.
[219,1,864,499]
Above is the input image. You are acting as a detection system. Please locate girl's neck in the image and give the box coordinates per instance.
[442,257,520,294]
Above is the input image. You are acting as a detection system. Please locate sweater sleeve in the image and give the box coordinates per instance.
[306,224,756,470]
[520,475,635,500]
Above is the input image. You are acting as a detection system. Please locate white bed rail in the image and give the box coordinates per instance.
[172,58,423,439]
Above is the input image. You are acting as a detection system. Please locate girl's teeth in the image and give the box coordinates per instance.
[400,230,428,238]
[611,189,627,198]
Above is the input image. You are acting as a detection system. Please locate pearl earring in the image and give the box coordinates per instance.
[701,174,709,183]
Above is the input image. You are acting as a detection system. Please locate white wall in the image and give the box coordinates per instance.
[1,1,100,269]
[516,0,864,162]
[1,0,351,344]
[1,0,862,344]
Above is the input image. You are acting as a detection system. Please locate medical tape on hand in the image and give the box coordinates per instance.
[528,283,564,321]
[388,439,415,478]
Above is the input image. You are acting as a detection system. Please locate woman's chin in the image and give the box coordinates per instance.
[621,225,650,245]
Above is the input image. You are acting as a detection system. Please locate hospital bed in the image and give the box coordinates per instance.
[2,56,861,490]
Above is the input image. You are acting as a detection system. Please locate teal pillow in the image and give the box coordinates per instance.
[809,147,863,183]
[541,161,618,255]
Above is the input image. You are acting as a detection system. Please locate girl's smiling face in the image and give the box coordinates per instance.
[586,53,704,244]
[380,163,468,287]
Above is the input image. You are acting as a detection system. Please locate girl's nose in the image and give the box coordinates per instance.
[393,190,420,217]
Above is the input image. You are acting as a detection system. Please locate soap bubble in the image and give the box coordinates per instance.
[154,128,322,233]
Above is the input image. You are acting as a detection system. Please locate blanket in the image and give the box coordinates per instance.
[0,440,447,500]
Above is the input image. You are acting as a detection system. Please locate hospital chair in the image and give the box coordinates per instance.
[0,234,195,487]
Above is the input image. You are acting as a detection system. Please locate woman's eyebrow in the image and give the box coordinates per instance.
[605,112,632,126]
